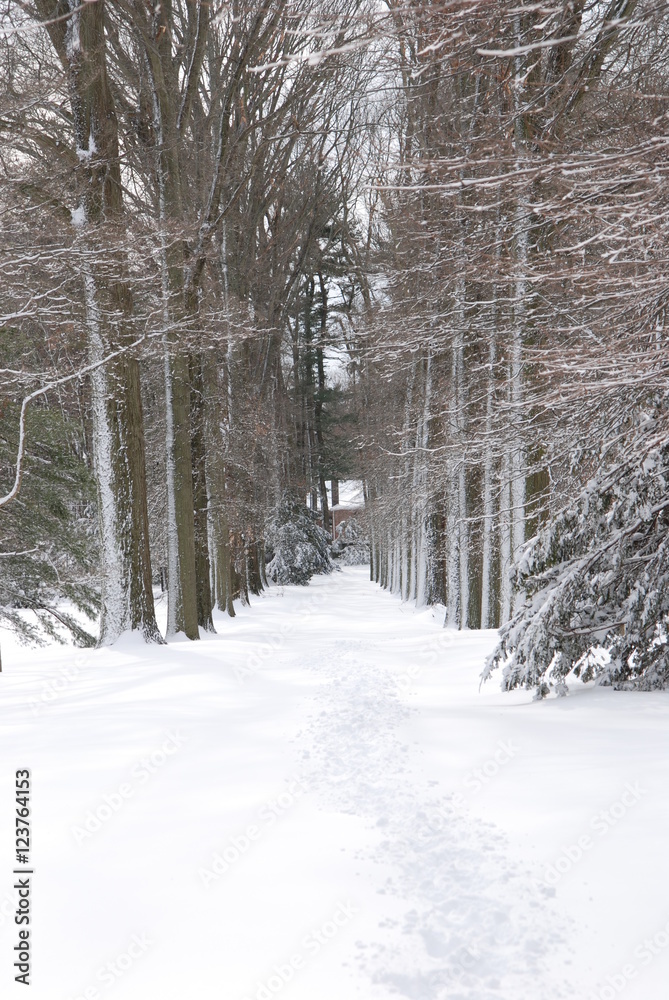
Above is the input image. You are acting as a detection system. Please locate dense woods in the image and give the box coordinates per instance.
[2,0,668,693]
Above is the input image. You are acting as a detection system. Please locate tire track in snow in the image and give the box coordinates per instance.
[295,639,576,1000]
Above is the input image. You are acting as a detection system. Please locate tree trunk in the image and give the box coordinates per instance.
[480,332,496,629]
[145,9,200,640]
[190,354,215,632]
[38,0,161,645]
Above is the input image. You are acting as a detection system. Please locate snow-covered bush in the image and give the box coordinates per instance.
[483,426,669,696]
[331,517,369,566]
[264,494,334,585]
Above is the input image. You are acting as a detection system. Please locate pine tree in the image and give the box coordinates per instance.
[0,388,98,648]
[483,413,669,695]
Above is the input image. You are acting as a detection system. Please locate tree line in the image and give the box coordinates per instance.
[2,1,669,690]
[1,0,372,646]
[362,0,669,690]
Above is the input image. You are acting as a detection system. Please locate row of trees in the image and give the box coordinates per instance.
[2,1,668,690]
[361,0,669,688]
[1,0,372,646]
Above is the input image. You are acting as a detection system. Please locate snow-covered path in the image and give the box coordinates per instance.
[1,567,669,1000]
[294,632,572,1000]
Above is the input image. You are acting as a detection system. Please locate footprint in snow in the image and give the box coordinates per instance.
[296,641,576,1000]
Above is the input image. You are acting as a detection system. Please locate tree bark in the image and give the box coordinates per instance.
[37,0,161,644]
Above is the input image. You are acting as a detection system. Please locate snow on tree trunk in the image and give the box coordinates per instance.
[480,333,496,629]
[42,0,162,644]
[190,354,215,632]
[445,498,460,628]
[445,280,468,629]
[415,351,433,608]
[511,14,529,613]
[458,462,469,628]
[82,263,126,644]
[510,197,528,612]
[162,336,181,639]
[499,452,513,624]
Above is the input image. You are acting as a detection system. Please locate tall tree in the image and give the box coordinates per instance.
[32,0,161,643]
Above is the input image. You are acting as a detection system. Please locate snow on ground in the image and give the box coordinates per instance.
[1,567,668,1000]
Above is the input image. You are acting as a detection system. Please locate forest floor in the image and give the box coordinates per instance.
[1,567,668,1000]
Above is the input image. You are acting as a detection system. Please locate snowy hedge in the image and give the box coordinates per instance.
[484,428,669,696]
[264,494,334,585]
[331,517,369,566]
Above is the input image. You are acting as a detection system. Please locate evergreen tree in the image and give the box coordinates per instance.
[0,394,98,647]
[483,414,669,695]
[265,493,334,586]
